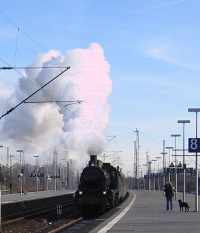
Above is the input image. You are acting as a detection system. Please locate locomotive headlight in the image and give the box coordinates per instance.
[102,191,107,195]
[79,191,83,195]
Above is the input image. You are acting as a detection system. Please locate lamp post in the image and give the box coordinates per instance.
[0,145,3,233]
[161,140,167,186]
[133,129,140,190]
[155,156,162,190]
[151,159,157,191]
[188,108,200,212]
[53,150,58,191]
[171,134,181,199]
[142,163,148,190]
[16,150,24,195]
[177,120,190,202]
[0,145,3,190]
[33,155,39,192]
[148,161,152,191]
[160,151,168,187]
[9,154,14,193]
[165,146,174,182]
[146,152,151,191]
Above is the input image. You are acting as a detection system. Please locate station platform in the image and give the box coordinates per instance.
[2,189,74,204]
[93,191,200,233]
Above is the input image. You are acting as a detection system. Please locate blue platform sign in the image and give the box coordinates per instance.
[188,138,200,152]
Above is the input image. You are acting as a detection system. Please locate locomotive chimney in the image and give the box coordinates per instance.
[90,155,97,166]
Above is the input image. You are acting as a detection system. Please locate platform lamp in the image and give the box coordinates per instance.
[177,120,190,203]
[188,108,200,212]
[0,145,3,190]
[171,134,181,200]
[155,156,162,190]
[33,155,40,192]
[16,149,24,195]
[151,159,157,191]
[165,146,174,182]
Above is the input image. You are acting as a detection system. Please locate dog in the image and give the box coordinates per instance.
[178,199,190,212]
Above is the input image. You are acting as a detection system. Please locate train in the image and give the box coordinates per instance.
[75,155,128,217]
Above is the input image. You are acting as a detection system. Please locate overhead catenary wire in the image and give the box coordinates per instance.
[0,66,70,120]
[24,100,83,111]
[24,100,83,104]
[0,66,69,70]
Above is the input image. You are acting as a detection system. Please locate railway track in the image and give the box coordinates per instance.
[48,193,130,233]
[2,192,130,233]
[2,193,81,233]
[2,193,75,222]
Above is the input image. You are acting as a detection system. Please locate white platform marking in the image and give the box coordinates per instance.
[97,194,136,233]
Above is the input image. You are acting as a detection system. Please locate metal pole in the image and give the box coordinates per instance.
[157,160,160,190]
[54,150,57,191]
[183,123,186,202]
[6,147,9,192]
[152,160,156,191]
[33,155,39,192]
[177,120,190,202]
[166,148,172,182]
[134,129,140,190]
[0,146,3,192]
[0,190,2,233]
[148,162,151,191]
[46,159,49,191]
[134,140,137,189]
[146,152,151,191]
[9,155,14,194]
[153,161,156,191]
[163,140,165,186]
[195,112,198,212]
[20,174,23,195]
[188,108,200,211]
[17,150,23,195]
[170,136,179,199]
[36,158,39,192]
[137,131,140,190]
[175,137,177,200]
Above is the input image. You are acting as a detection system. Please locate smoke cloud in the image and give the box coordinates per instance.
[0,43,112,159]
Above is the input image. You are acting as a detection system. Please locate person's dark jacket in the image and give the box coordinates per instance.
[164,183,174,198]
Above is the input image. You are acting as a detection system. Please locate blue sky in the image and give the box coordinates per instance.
[0,0,200,172]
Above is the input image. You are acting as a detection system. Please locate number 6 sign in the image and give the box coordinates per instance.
[188,138,200,152]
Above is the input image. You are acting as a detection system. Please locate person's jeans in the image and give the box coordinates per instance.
[166,197,173,210]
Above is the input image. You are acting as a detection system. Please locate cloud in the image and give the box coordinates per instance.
[146,47,178,65]
[145,44,200,71]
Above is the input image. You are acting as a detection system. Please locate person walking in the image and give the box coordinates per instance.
[164,182,174,211]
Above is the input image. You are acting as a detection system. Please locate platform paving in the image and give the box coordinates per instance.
[106,191,200,233]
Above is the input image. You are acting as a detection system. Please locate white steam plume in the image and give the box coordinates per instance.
[1,43,112,158]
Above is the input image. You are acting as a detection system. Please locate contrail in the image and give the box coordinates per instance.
[151,0,186,9]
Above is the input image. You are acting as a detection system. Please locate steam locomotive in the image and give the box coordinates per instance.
[75,155,128,216]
